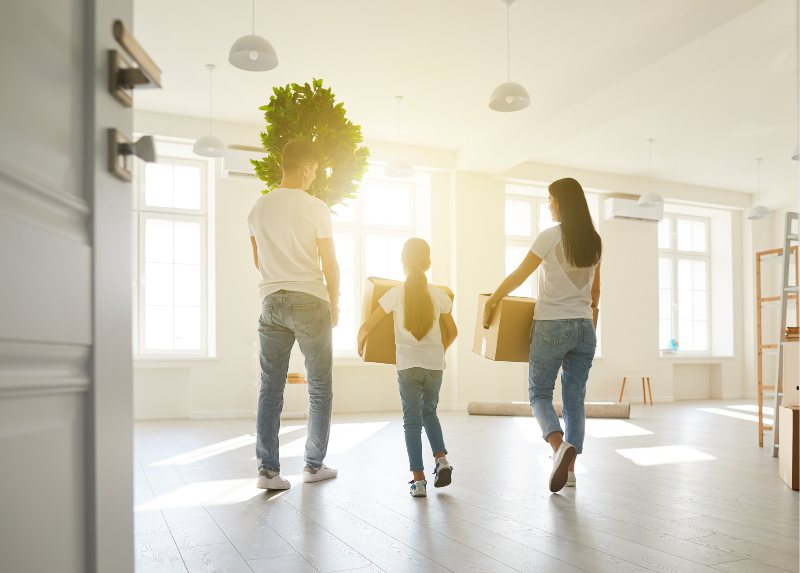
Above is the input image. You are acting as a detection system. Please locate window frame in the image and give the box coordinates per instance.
[505,194,552,298]
[658,213,711,355]
[331,178,417,358]
[133,155,211,357]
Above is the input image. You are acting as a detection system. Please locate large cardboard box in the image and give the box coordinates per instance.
[360,277,454,365]
[779,406,800,490]
[783,342,799,407]
[472,294,537,362]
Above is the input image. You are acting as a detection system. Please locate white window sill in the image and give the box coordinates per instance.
[658,354,733,361]
[134,356,220,368]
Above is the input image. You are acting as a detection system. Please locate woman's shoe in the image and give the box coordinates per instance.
[433,456,452,488]
[566,471,576,487]
[409,480,427,497]
[549,442,577,492]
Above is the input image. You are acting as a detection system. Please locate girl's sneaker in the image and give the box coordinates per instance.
[566,471,576,487]
[549,442,577,492]
[433,456,452,488]
[409,480,427,497]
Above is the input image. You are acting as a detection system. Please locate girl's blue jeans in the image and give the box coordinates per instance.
[529,319,597,454]
[397,367,447,471]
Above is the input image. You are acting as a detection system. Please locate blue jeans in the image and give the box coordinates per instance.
[397,368,447,472]
[256,290,333,471]
[529,319,596,454]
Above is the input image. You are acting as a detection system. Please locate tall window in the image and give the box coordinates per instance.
[331,180,415,356]
[505,195,556,297]
[133,157,209,356]
[658,214,710,353]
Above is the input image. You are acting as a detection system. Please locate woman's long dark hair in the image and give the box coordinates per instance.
[549,178,602,268]
[401,238,434,341]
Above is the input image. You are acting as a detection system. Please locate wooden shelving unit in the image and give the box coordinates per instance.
[756,242,799,447]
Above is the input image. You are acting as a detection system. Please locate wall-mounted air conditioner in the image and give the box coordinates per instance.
[222,148,266,179]
[603,197,663,223]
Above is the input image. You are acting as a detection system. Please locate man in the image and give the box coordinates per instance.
[248,139,340,489]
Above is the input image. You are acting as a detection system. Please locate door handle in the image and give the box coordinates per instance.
[108,129,157,181]
[109,20,162,107]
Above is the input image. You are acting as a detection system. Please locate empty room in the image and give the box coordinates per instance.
[2,1,799,572]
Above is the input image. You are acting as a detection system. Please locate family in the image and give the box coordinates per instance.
[248,140,602,496]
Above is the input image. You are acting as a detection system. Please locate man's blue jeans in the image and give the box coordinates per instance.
[397,368,447,471]
[256,290,333,472]
[529,319,596,454]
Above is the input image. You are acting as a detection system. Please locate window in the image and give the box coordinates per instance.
[505,195,556,297]
[133,157,210,356]
[331,180,416,356]
[658,214,710,353]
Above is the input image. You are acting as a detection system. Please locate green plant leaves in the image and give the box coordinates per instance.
[253,79,370,210]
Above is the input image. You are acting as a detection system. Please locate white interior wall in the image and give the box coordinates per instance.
[132,109,793,420]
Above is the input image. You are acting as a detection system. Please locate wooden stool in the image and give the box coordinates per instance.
[620,376,652,405]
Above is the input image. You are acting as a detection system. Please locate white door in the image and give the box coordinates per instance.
[1,0,136,571]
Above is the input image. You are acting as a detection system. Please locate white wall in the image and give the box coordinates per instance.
[132,109,791,419]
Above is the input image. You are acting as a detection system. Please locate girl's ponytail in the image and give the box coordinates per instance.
[401,238,435,341]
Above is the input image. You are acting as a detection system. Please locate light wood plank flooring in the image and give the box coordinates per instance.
[134,400,799,573]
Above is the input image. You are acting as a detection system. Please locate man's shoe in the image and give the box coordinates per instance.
[433,456,452,488]
[549,442,577,493]
[257,469,291,490]
[409,480,427,497]
[303,464,338,483]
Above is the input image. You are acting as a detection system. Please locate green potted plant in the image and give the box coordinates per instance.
[253,79,370,211]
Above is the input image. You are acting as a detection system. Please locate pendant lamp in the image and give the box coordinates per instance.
[489,0,530,112]
[385,96,414,179]
[747,158,772,220]
[229,0,278,71]
[193,65,227,158]
[638,139,664,207]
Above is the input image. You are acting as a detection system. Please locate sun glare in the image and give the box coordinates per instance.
[584,419,653,438]
[616,445,716,466]
[698,407,772,424]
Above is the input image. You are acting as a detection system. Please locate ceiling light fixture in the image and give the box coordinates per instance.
[193,64,227,158]
[747,158,772,220]
[385,96,414,179]
[638,139,664,207]
[489,0,530,112]
[228,0,278,72]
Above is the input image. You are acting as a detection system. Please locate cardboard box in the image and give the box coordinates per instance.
[783,342,799,408]
[361,277,454,365]
[472,294,537,362]
[779,406,799,490]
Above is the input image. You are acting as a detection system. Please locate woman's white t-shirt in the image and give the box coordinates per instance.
[530,225,597,320]
[378,284,453,371]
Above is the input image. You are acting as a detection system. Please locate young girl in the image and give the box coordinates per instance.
[358,238,458,497]
[483,178,601,493]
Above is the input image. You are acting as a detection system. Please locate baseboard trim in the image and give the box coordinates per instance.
[190,410,254,419]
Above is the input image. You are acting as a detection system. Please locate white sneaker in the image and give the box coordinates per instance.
[303,464,338,483]
[433,456,452,488]
[566,471,576,487]
[549,442,577,493]
[409,480,427,497]
[257,469,291,490]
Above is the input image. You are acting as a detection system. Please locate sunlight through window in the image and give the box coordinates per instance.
[584,419,653,438]
[514,418,541,442]
[616,445,716,466]
[698,407,772,424]
[279,422,389,457]
[727,404,774,416]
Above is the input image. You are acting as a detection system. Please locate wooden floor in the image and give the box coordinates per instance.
[135,400,799,573]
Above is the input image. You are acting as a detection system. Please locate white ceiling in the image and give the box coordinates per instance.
[133,0,798,202]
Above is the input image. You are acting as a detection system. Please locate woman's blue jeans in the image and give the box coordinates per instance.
[397,368,447,471]
[529,319,596,454]
[256,290,333,472]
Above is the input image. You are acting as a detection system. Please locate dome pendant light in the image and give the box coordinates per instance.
[489,0,530,112]
[229,0,278,72]
[638,139,664,207]
[385,96,414,179]
[193,64,227,158]
[747,158,772,220]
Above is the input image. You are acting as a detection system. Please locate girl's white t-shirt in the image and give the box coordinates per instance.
[378,284,453,371]
[530,225,597,320]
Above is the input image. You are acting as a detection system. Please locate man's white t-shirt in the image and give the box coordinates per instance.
[378,284,453,371]
[530,225,597,320]
[248,188,333,302]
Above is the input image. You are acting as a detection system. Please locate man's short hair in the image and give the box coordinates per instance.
[281,139,321,172]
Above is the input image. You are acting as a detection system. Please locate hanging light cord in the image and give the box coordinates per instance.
[648,139,653,194]
[252,0,254,35]
[506,4,511,83]
[396,96,402,149]
[757,158,762,203]
[208,66,213,135]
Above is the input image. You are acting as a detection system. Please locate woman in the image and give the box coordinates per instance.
[483,178,601,493]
